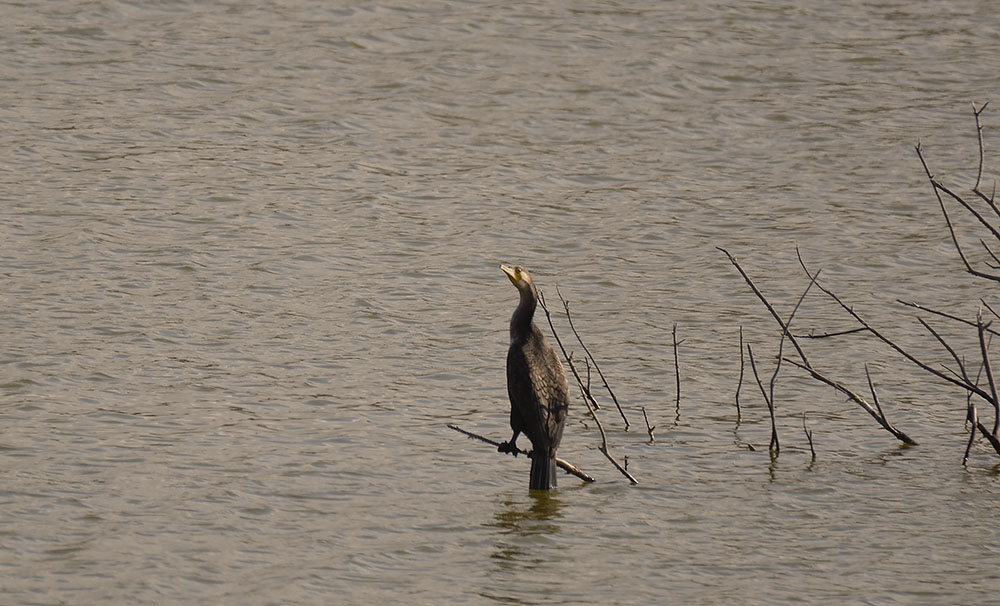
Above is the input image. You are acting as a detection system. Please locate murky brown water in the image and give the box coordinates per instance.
[3,1,1000,604]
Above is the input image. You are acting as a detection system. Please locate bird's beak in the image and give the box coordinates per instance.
[500,264,517,283]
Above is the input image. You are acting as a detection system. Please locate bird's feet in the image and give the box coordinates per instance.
[497,441,519,457]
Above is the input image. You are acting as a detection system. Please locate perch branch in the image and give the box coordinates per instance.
[447,424,595,483]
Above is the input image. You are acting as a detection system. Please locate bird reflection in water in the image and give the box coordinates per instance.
[488,492,565,566]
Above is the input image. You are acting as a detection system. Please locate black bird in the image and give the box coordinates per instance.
[498,264,569,490]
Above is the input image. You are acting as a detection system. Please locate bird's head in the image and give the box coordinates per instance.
[501,264,534,292]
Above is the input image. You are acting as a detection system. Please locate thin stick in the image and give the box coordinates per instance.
[782,357,917,445]
[803,413,815,460]
[747,344,779,454]
[982,299,1000,322]
[672,323,681,414]
[718,247,808,364]
[565,354,638,484]
[964,402,978,467]
[916,317,972,386]
[898,299,1000,337]
[641,406,655,442]
[723,246,916,445]
[769,267,821,418]
[973,101,990,198]
[538,290,602,414]
[537,293,637,485]
[557,288,627,427]
[736,326,744,423]
[916,141,1000,282]
[446,424,596,483]
[794,327,868,339]
[799,253,993,403]
[975,309,1000,437]
[864,365,887,423]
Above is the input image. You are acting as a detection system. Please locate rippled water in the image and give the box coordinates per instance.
[3,1,1000,604]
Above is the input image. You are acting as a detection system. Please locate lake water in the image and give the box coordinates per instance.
[3,1,1000,604]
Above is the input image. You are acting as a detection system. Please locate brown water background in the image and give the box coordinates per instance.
[3,1,1000,604]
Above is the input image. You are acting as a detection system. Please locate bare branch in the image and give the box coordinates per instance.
[558,288,631,427]
[864,364,887,422]
[782,357,917,445]
[736,326,744,423]
[538,290,602,414]
[964,402,978,467]
[672,324,681,415]
[803,413,816,461]
[973,101,988,196]
[898,299,1000,337]
[537,291,636,483]
[975,309,1000,437]
[718,247,809,364]
[641,406,655,443]
[917,132,1000,282]
[916,317,972,386]
[747,344,779,454]
[799,253,993,403]
[447,424,596,483]
[794,327,869,339]
[565,354,638,484]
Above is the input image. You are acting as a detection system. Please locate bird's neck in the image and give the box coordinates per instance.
[509,284,537,342]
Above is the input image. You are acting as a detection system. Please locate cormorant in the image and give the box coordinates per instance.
[498,264,569,490]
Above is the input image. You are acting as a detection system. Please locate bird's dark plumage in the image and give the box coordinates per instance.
[499,264,569,490]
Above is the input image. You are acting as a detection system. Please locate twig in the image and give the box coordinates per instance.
[564,355,639,484]
[736,326,744,423]
[972,101,991,201]
[641,406,655,442]
[558,288,627,425]
[537,293,637,485]
[964,402,978,467]
[799,252,993,403]
[718,247,808,364]
[538,290,602,414]
[898,299,1000,337]
[916,137,1000,283]
[769,266,821,418]
[982,299,1000,322]
[975,309,1000,437]
[793,327,868,339]
[864,365,887,423]
[781,357,917,445]
[446,424,596,483]
[722,246,916,446]
[803,413,815,460]
[672,324,681,414]
[747,344,779,454]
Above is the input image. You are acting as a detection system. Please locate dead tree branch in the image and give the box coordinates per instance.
[747,344,778,453]
[538,291,638,485]
[736,326,744,423]
[447,424,596,483]
[641,406,655,443]
[803,413,816,460]
[672,323,682,415]
[558,288,635,428]
[720,247,915,445]
[916,103,1000,282]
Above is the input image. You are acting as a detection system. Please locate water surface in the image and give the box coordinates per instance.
[2,1,1000,604]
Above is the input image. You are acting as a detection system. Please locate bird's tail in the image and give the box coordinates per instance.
[529,455,558,490]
